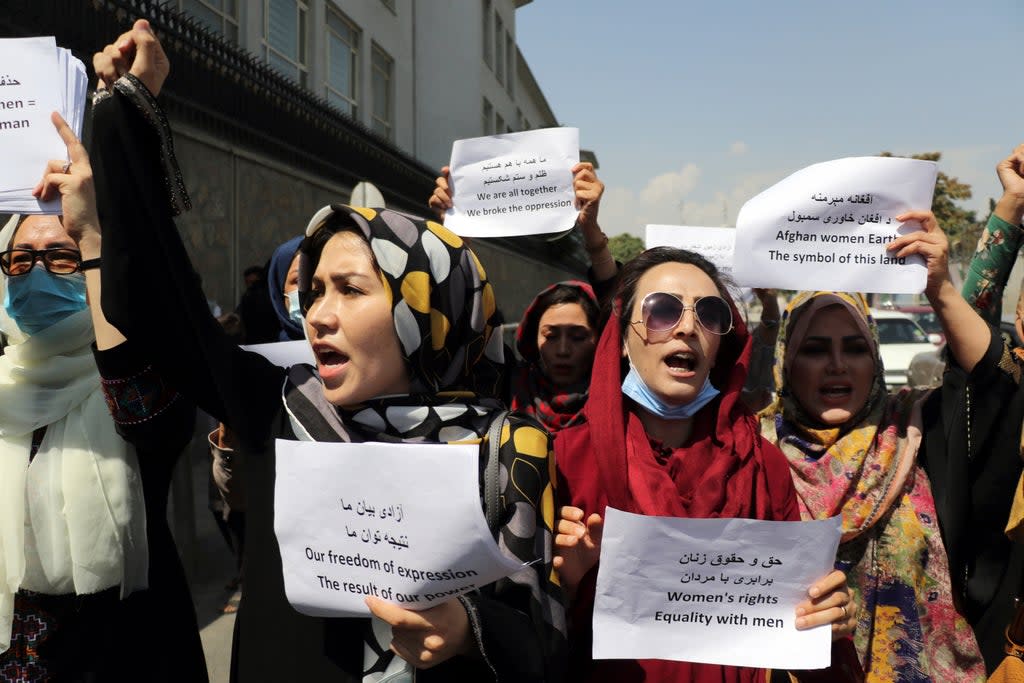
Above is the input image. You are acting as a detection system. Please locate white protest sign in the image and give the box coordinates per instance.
[0,37,88,214]
[592,508,841,670]
[646,225,736,272]
[274,439,528,617]
[242,340,314,368]
[0,38,63,190]
[444,127,579,237]
[733,157,937,293]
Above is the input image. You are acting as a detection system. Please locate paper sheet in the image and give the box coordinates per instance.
[592,508,842,670]
[274,439,529,617]
[732,156,937,293]
[444,127,579,237]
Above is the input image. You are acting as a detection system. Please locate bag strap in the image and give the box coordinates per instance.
[484,410,509,534]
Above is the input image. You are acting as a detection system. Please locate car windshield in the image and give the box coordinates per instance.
[910,312,941,334]
[877,318,929,344]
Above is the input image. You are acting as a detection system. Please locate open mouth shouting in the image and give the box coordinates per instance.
[663,349,699,378]
[312,342,350,382]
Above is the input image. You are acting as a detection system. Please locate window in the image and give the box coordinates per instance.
[505,33,514,95]
[180,0,239,42]
[263,0,308,86]
[494,13,504,85]
[482,0,492,68]
[482,98,492,135]
[371,43,394,139]
[326,8,359,116]
[495,113,504,135]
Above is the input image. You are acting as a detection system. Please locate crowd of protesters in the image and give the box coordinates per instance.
[1,18,1023,683]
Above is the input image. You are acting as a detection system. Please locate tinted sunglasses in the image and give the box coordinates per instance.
[0,248,82,276]
[631,292,733,341]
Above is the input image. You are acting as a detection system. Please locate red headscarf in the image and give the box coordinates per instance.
[555,282,800,683]
[510,280,597,432]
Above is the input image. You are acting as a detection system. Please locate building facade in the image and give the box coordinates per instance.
[2,0,589,319]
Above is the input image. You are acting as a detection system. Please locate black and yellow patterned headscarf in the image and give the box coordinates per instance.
[297,205,505,398]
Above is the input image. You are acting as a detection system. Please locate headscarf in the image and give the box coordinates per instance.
[510,280,597,432]
[288,206,561,681]
[759,291,985,681]
[266,235,304,341]
[0,214,148,654]
[555,257,798,683]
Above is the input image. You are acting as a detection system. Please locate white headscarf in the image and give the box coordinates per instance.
[0,214,148,653]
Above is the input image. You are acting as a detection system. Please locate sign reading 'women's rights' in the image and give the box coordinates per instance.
[274,440,528,617]
[444,127,579,237]
[592,509,842,670]
[733,157,938,293]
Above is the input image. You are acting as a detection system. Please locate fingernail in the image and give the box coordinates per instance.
[795,607,806,616]
[808,587,820,598]
[795,617,806,628]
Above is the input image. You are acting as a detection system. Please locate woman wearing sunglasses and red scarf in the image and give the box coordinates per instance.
[552,247,861,682]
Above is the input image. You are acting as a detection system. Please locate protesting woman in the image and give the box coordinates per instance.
[553,247,858,682]
[87,20,565,682]
[759,210,1019,679]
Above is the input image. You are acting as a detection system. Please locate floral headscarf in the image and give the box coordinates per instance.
[760,291,985,681]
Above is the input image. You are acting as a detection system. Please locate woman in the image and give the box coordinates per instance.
[266,234,304,341]
[553,247,857,682]
[759,210,1017,679]
[88,21,564,681]
[510,280,599,431]
[0,114,205,677]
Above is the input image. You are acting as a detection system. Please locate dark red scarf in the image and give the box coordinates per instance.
[555,292,799,683]
[510,281,596,432]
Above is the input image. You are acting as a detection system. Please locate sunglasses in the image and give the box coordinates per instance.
[631,292,733,341]
[0,248,83,276]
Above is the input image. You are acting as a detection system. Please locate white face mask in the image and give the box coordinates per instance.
[287,290,303,326]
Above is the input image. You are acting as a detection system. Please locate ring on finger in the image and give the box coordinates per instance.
[61,161,71,174]
[840,604,848,619]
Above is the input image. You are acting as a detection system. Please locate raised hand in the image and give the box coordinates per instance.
[553,506,604,600]
[93,18,169,96]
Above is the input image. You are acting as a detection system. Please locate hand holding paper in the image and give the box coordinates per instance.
[32,113,100,243]
[365,595,473,668]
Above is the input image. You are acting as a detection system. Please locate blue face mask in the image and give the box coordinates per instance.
[621,361,720,420]
[287,290,304,326]
[4,266,87,335]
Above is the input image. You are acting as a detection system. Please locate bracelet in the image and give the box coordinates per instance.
[584,233,609,254]
[590,254,614,267]
[760,318,780,329]
[79,258,102,271]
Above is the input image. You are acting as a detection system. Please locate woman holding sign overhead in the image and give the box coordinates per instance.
[86,21,564,682]
[758,210,1019,680]
[0,116,205,682]
[552,247,860,682]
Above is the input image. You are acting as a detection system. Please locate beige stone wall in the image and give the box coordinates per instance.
[171,124,582,325]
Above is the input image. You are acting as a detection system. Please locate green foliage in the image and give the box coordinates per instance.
[608,233,645,264]
[878,151,983,280]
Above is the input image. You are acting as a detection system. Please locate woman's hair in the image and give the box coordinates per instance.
[616,247,733,341]
[523,283,600,344]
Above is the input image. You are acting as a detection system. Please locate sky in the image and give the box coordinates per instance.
[516,0,1022,237]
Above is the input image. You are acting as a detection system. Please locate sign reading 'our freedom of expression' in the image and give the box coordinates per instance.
[274,440,527,617]
[733,156,938,294]
[444,127,580,238]
[592,509,842,670]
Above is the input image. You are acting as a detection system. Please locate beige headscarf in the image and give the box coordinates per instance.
[0,214,148,653]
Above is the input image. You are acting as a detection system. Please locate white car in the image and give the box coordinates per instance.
[871,309,936,389]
